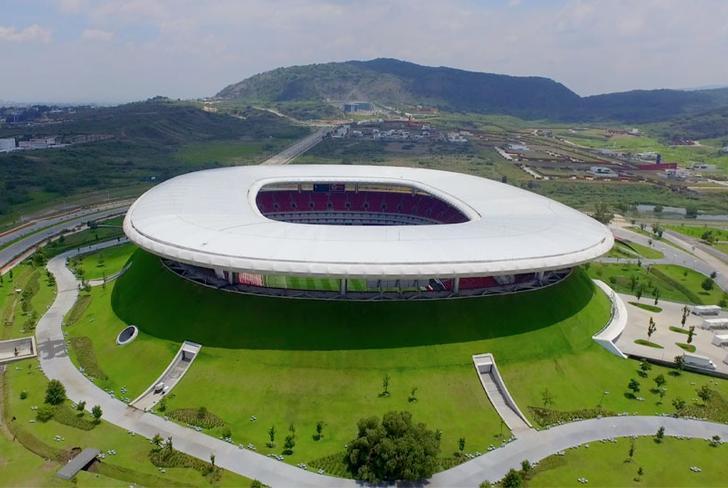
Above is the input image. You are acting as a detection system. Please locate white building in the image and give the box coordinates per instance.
[0,137,16,152]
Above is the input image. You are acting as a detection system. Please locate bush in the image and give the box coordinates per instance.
[345,411,440,483]
[36,406,54,422]
[19,390,28,400]
[92,405,103,422]
[45,380,66,405]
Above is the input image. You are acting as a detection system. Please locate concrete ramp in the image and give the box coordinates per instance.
[473,354,532,436]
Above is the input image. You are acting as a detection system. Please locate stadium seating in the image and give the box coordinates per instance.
[256,189,469,225]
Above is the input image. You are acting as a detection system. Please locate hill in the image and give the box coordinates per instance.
[0,99,307,217]
[216,58,728,122]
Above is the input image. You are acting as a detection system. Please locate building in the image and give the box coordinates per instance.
[342,101,373,113]
[589,166,619,178]
[124,165,613,300]
[0,137,16,152]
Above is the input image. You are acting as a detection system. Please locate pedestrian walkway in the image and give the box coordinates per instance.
[32,240,728,487]
[472,354,532,436]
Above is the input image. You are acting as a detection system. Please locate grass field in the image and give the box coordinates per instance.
[0,262,56,340]
[666,224,728,242]
[586,262,727,305]
[608,240,664,259]
[175,139,287,166]
[528,437,728,487]
[3,358,253,487]
[44,216,126,258]
[67,250,611,466]
[60,248,728,473]
[72,243,136,281]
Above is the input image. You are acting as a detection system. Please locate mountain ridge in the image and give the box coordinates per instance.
[216,58,728,122]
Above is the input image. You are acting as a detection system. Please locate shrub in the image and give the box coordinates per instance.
[19,390,28,400]
[502,468,523,488]
[45,380,66,405]
[92,405,103,422]
[36,405,54,422]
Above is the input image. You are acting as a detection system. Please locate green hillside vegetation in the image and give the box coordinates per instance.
[216,58,728,122]
[0,100,308,218]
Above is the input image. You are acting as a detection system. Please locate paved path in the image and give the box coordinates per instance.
[30,240,728,486]
[36,243,350,487]
[431,416,728,486]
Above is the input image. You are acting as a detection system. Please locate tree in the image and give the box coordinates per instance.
[541,388,554,407]
[655,426,665,443]
[501,469,523,488]
[710,271,718,279]
[654,374,666,388]
[458,437,466,453]
[636,287,643,302]
[702,277,714,291]
[681,305,688,328]
[76,400,86,412]
[687,326,696,345]
[284,434,296,454]
[629,274,638,291]
[165,436,174,452]
[152,433,163,449]
[381,374,391,397]
[674,355,685,371]
[210,453,216,468]
[521,460,532,476]
[672,398,686,413]
[628,438,635,461]
[593,202,614,224]
[697,385,713,403]
[710,435,721,447]
[315,420,325,440]
[654,288,660,305]
[628,378,641,397]
[647,317,656,339]
[91,405,103,422]
[345,411,440,483]
[267,425,276,447]
[45,379,66,405]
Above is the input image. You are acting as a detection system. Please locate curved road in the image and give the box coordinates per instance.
[30,240,728,487]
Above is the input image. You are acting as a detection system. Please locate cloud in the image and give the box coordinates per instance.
[3,0,728,102]
[0,24,52,43]
[82,28,114,41]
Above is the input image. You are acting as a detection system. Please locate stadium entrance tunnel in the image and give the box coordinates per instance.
[163,259,571,301]
[255,181,470,226]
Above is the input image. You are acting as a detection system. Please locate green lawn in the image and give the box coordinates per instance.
[62,251,728,473]
[71,243,136,281]
[586,262,726,305]
[44,216,126,258]
[608,240,664,259]
[666,224,728,242]
[528,437,728,487]
[74,251,611,467]
[3,358,254,487]
[175,140,284,166]
[0,262,56,340]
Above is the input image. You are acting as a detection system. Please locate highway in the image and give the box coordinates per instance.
[0,205,128,273]
[260,127,332,165]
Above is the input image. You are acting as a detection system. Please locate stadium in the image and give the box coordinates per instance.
[123,165,613,299]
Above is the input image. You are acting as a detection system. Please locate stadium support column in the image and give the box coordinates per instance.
[340,278,347,296]
[453,277,460,294]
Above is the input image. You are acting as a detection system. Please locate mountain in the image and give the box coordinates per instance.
[216,58,728,122]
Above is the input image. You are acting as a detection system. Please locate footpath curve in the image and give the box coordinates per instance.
[32,241,728,487]
[36,245,351,488]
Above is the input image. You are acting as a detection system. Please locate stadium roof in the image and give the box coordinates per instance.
[124,165,613,278]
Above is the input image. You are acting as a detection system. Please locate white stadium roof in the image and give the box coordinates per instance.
[123,165,613,278]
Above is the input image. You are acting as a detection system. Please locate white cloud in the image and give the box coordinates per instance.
[82,28,114,41]
[0,24,52,43]
[4,0,728,102]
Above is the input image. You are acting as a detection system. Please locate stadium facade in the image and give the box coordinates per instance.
[123,165,613,299]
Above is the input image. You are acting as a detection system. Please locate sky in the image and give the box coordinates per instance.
[1,0,728,104]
